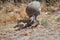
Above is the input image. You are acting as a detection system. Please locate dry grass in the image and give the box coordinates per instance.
[0,2,60,40]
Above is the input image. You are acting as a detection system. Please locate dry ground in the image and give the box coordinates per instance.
[0,2,60,40]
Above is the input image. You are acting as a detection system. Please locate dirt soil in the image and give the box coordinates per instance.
[0,2,60,40]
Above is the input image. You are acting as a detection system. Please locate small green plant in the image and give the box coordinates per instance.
[41,18,48,26]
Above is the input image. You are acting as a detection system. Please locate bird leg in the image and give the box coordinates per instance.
[27,15,39,28]
[14,15,39,31]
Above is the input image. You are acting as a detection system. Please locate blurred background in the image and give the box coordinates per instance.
[0,0,60,40]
